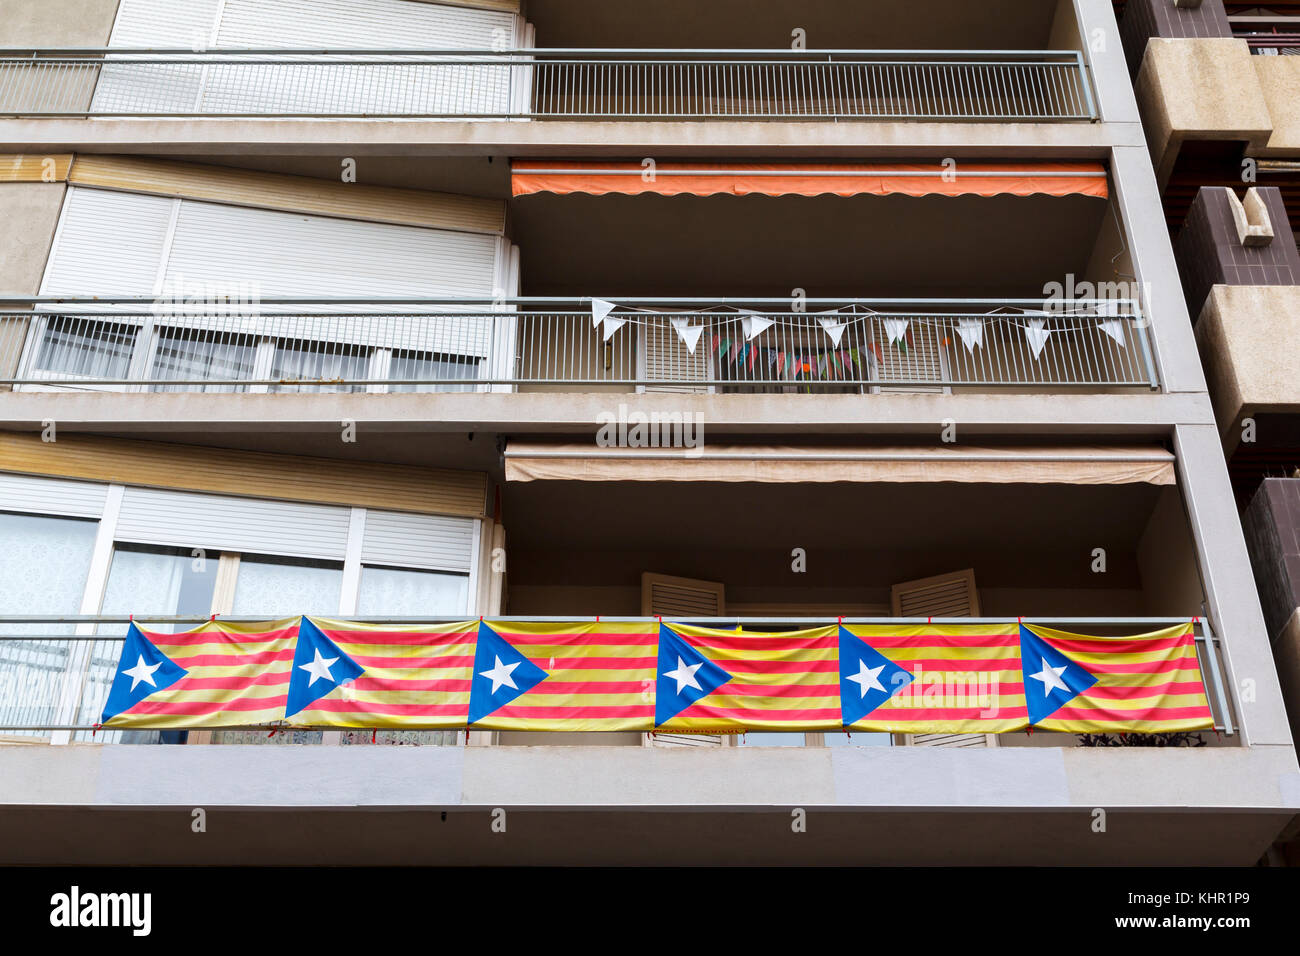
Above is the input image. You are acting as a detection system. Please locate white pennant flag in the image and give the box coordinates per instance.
[882,318,910,346]
[670,317,705,354]
[591,298,617,330]
[955,317,984,353]
[1023,317,1053,360]
[601,314,627,341]
[1098,318,1127,348]
[742,313,775,341]
[819,317,848,348]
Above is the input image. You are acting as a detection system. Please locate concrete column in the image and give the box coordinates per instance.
[1175,422,1296,749]
[1074,0,1142,124]
[1110,145,1209,395]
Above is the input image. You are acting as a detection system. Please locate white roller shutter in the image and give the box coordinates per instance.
[39,188,172,297]
[873,322,951,395]
[362,510,476,573]
[162,200,500,356]
[99,0,521,115]
[114,487,352,560]
[0,474,108,519]
[638,317,714,395]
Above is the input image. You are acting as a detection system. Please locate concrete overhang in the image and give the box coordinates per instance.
[1134,38,1275,188]
[1194,284,1300,453]
[0,118,1141,162]
[0,743,1296,864]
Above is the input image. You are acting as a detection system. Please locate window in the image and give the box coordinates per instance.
[267,339,369,394]
[387,349,480,393]
[0,512,98,734]
[231,555,344,618]
[358,565,469,616]
[77,545,223,741]
[32,317,138,380]
[149,328,257,393]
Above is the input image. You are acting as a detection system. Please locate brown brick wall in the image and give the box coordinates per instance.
[1244,479,1300,641]
[1174,186,1300,318]
[1119,0,1232,77]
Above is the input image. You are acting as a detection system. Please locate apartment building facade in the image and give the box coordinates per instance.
[0,0,1296,865]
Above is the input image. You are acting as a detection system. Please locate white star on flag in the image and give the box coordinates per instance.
[299,648,340,687]
[847,660,886,698]
[1029,656,1070,697]
[480,655,521,694]
[663,656,704,694]
[670,317,705,354]
[123,655,162,692]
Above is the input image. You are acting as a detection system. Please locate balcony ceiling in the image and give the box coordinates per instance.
[525,0,1059,51]
[504,474,1160,554]
[510,191,1108,298]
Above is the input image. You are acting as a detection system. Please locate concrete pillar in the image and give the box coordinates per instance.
[1110,145,1209,395]
[1074,0,1143,124]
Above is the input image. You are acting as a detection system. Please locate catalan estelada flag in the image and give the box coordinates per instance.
[840,624,1029,733]
[288,617,478,730]
[467,620,658,732]
[1019,623,1214,732]
[101,619,299,729]
[656,623,842,733]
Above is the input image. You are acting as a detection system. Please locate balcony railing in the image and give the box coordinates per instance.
[0,48,1098,121]
[0,616,1231,740]
[0,297,1160,392]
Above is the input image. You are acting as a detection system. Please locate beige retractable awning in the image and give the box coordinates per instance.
[504,443,1176,486]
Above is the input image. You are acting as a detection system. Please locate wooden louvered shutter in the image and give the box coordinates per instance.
[890,569,996,748]
[642,572,726,748]
[872,320,951,394]
[638,318,714,394]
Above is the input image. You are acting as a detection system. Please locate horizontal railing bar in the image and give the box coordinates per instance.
[512,169,1109,177]
[0,621,1206,629]
[0,296,1142,307]
[0,47,1089,59]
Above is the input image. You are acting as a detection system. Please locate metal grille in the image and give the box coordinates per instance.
[0,298,1160,391]
[0,48,1098,120]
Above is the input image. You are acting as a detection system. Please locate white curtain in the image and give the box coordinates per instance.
[149,329,257,393]
[0,513,98,733]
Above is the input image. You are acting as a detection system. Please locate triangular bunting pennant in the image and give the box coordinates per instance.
[601,314,627,341]
[741,314,775,341]
[1023,317,1053,360]
[838,626,914,727]
[882,318,909,346]
[670,317,705,354]
[1098,317,1127,348]
[591,298,616,330]
[655,624,733,727]
[1019,625,1099,725]
[101,623,189,724]
[819,316,848,348]
[286,617,365,719]
[955,317,985,353]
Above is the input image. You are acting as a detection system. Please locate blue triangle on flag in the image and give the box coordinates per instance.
[655,624,733,727]
[838,625,914,727]
[286,617,365,719]
[101,622,188,723]
[467,621,549,724]
[1020,624,1099,725]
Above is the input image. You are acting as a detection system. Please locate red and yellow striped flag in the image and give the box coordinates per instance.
[1022,623,1214,732]
[103,619,298,729]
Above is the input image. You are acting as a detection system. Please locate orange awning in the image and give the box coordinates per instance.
[511,161,1109,200]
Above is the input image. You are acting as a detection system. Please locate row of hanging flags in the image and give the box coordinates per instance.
[101,618,1215,734]
[589,300,1133,370]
